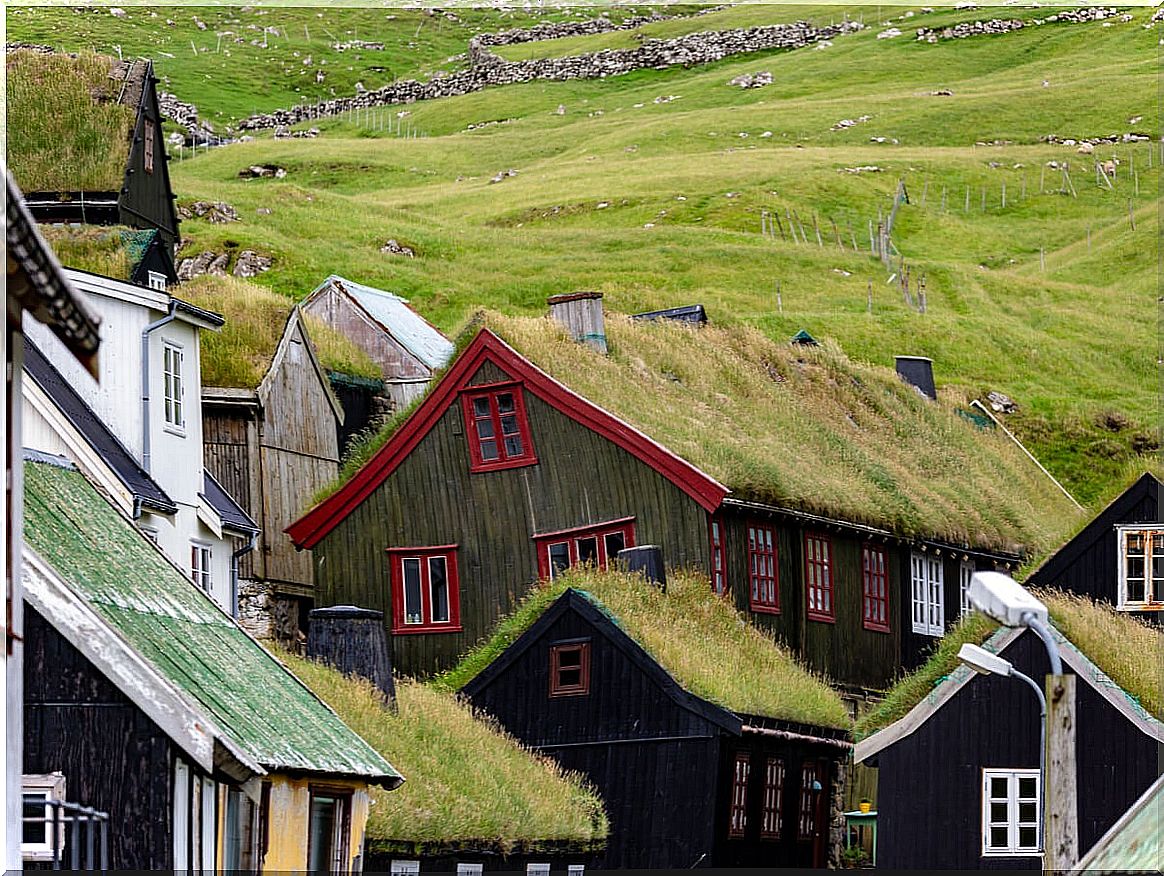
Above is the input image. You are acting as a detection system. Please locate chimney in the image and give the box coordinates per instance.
[895,356,936,400]
[547,291,607,354]
[617,545,667,591]
[307,605,396,705]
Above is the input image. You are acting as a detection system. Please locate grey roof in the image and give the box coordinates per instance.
[201,470,259,535]
[313,275,453,371]
[23,336,176,515]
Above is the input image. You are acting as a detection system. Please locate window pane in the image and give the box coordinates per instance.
[308,797,337,873]
[559,667,581,687]
[429,557,449,623]
[476,419,495,440]
[604,531,625,562]
[1018,802,1037,824]
[990,802,1008,824]
[990,776,1008,799]
[1018,827,1037,850]
[577,536,599,566]
[473,396,491,417]
[558,647,582,668]
[989,826,1008,849]
[402,559,423,624]
[479,439,499,461]
[504,435,525,457]
[22,793,47,845]
[548,543,570,578]
[1018,776,1037,799]
[496,392,515,414]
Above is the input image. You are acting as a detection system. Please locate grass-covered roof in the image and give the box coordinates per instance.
[854,590,1163,741]
[38,224,154,282]
[281,652,608,852]
[22,458,399,782]
[7,49,138,193]
[179,274,380,387]
[475,313,1074,553]
[438,566,851,731]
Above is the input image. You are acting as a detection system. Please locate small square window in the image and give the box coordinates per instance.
[461,384,536,472]
[549,641,590,697]
[147,271,167,292]
[981,768,1040,856]
[1117,527,1164,610]
[21,774,66,862]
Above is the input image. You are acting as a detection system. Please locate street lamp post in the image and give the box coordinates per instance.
[968,572,1077,875]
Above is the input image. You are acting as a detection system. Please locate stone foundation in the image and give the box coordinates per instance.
[236,578,305,651]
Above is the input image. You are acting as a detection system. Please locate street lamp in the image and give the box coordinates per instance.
[967,571,1075,873]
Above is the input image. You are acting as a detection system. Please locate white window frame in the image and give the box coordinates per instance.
[162,341,186,431]
[147,270,167,292]
[191,542,212,593]
[21,773,67,862]
[981,768,1041,857]
[911,551,945,636]
[391,861,420,876]
[1116,526,1164,610]
[960,560,975,617]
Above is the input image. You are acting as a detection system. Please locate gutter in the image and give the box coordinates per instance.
[230,531,260,621]
[141,299,179,474]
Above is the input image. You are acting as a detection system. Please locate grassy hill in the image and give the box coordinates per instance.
[11,4,1157,507]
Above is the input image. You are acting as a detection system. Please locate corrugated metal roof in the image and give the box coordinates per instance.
[1073,773,1163,873]
[23,459,401,784]
[319,275,453,371]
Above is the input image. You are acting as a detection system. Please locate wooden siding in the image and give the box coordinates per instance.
[23,608,176,870]
[314,358,709,677]
[875,633,1160,869]
[203,408,261,580]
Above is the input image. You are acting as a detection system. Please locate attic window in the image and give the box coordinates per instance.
[549,641,590,697]
[1117,527,1164,610]
[147,271,167,292]
[144,119,156,174]
[387,546,462,634]
[461,383,537,473]
[805,533,834,623]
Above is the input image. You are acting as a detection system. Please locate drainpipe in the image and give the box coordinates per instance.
[141,300,179,474]
[230,532,260,621]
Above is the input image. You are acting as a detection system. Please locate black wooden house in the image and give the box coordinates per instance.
[456,570,853,869]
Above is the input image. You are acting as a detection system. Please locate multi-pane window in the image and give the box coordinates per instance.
[1117,528,1164,609]
[534,518,635,580]
[710,516,728,595]
[760,758,785,840]
[549,641,591,697]
[163,343,184,429]
[190,544,212,593]
[148,270,167,292]
[911,552,945,636]
[387,547,461,633]
[862,544,890,632]
[960,560,976,617]
[728,753,751,838]
[982,769,1040,856]
[804,533,834,622]
[462,384,536,472]
[797,762,818,840]
[747,523,779,613]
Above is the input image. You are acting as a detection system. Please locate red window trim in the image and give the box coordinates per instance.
[760,757,785,840]
[386,545,462,634]
[709,515,728,596]
[460,381,537,473]
[804,532,835,624]
[728,752,751,838]
[549,640,591,697]
[533,518,636,580]
[862,543,891,633]
[747,522,780,615]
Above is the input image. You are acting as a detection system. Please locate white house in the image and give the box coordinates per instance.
[22,269,255,614]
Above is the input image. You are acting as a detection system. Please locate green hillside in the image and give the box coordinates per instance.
[10,4,1157,507]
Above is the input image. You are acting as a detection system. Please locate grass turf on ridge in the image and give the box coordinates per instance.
[436,566,852,731]
[280,650,608,851]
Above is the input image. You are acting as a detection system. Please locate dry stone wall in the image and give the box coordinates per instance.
[474,6,725,47]
[915,6,1120,41]
[236,19,863,131]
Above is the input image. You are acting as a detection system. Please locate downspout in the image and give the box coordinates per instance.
[230,532,260,621]
[141,300,179,474]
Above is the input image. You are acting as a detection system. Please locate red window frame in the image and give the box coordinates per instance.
[386,545,462,634]
[534,517,635,580]
[747,522,779,614]
[728,752,751,838]
[549,640,591,697]
[709,515,728,595]
[761,757,785,840]
[804,533,834,623]
[461,382,537,473]
[862,543,890,632]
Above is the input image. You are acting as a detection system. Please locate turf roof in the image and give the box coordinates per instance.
[438,566,852,731]
[281,652,608,852]
[38,224,152,282]
[22,458,400,782]
[854,590,1163,741]
[7,50,138,193]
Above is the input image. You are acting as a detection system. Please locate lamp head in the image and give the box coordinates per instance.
[968,571,1048,627]
[957,642,1013,677]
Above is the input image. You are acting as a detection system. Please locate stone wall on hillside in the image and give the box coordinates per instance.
[915,6,1120,41]
[474,6,725,46]
[236,18,863,131]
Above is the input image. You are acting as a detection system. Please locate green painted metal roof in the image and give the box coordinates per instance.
[1073,774,1164,874]
[23,459,402,784]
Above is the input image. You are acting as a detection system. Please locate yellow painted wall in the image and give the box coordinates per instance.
[261,774,371,874]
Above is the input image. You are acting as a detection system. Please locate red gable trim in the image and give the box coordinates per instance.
[286,328,729,550]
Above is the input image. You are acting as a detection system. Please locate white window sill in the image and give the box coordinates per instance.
[981,851,1042,858]
[163,424,187,438]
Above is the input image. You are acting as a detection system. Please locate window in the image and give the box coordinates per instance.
[21,774,66,862]
[960,560,976,617]
[387,546,461,633]
[982,769,1040,856]
[760,758,785,840]
[148,270,167,292]
[862,544,890,632]
[390,861,419,876]
[163,343,184,429]
[139,525,159,545]
[728,753,750,838]
[1117,527,1164,610]
[307,789,351,873]
[191,543,212,593]
[144,119,156,174]
[797,762,820,840]
[911,551,945,636]
[223,787,256,874]
[549,641,591,697]
[747,523,779,613]
[534,518,635,580]
[804,533,834,622]
[709,516,728,595]
[461,384,536,472]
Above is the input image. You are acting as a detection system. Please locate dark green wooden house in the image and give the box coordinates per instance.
[289,309,1077,691]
